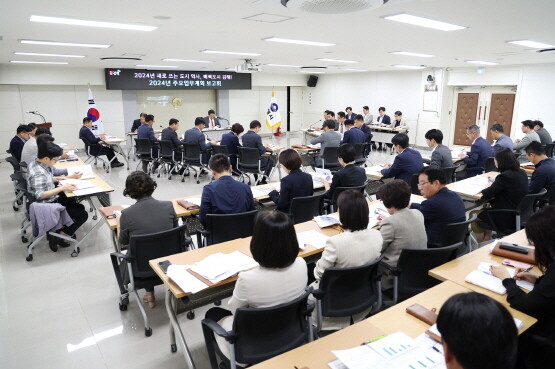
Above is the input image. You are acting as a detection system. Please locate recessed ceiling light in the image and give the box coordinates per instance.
[30,15,157,31]
[14,52,85,58]
[266,63,301,67]
[10,60,68,65]
[263,37,334,47]
[162,58,212,63]
[317,58,357,64]
[136,64,178,68]
[384,14,466,31]
[200,49,261,56]
[389,51,435,58]
[342,68,369,72]
[508,40,555,49]
[20,39,111,48]
[393,64,427,69]
[465,60,499,65]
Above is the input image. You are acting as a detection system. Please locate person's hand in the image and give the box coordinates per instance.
[458,153,467,159]
[210,140,218,145]
[490,265,511,280]
[383,164,392,169]
[100,134,107,140]
[264,144,270,149]
[514,139,521,143]
[514,269,538,284]
[62,184,78,192]
[61,153,69,159]
[68,172,82,179]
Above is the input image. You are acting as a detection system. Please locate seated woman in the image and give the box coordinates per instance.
[220,123,244,170]
[473,148,528,242]
[268,149,313,212]
[377,179,427,289]
[118,171,178,308]
[321,143,366,201]
[312,189,382,330]
[205,210,307,360]
[490,205,555,365]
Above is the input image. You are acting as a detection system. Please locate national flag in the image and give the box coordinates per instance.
[86,86,105,135]
[265,91,282,132]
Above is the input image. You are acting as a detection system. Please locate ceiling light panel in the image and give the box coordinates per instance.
[389,51,435,58]
[263,37,334,47]
[30,15,157,31]
[11,60,68,64]
[384,14,466,31]
[14,52,85,58]
[465,60,499,65]
[508,40,555,49]
[20,39,111,48]
[392,64,427,69]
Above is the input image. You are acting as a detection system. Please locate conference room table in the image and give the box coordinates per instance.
[100,135,130,170]
[249,280,535,369]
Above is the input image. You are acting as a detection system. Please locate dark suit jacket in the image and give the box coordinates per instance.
[377,114,391,125]
[411,187,466,244]
[184,127,211,151]
[199,175,255,224]
[463,137,493,177]
[381,148,424,183]
[340,127,366,145]
[427,144,453,169]
[137,123,158,144]
[220,132,241,157]
[269,169,314,211]
[9,135,26,161]
[131,119,142,132]
[203,116,221,128]
[161,127,183,148]
[241,130,266,155]
[482,169,528,210]
[529,158,555,194]
[79,125,107,156]
[346,113,356,120]
[326,164,366,199]
[359,124,373,142]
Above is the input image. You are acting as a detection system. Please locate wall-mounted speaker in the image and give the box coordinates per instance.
[307,75,318,87]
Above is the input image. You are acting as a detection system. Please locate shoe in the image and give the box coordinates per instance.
[111,162,124,168]
[47,233,58,252]
[143,293,156,309]
[259,178,268,185]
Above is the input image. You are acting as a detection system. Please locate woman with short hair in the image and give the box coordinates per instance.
[268,149,313,211]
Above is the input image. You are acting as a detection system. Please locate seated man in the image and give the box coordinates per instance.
[311,119,341,167]
[203,109,221,129]
[458,124,493,178]
[161,118,184,162]
[199,154,256,226]
[345,106,356,120]
[21,127,51,164]
[354,114,373,142]
[340,119,365,145]
[27,142,88,251]
[380,133,423,184]
[533,120,552,146]
[131,112,146,133]
[376,106,390,126]
[392,111,408,128]
[184,117,218,166]
[9,124,32,161]
[437,292,517,369]
[336,111,346,134]
[321,143,366,200]
[526,141,555,200]
[490,123,513,153]
[423,129,453,169]
[362,105,373,125]
[412,167,466,245]
[241,120,274,182]
[513,120,541,153]
[80,117,124,168]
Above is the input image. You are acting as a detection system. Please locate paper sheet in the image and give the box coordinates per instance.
[59,179,96,190]
[189,251,259,284]
[314,214,341,228]
[477,262,534,291]
[72,186,104,196]
[449,176,490,196]
[167,265,209,294]
[410,195,424,205]
[297,230,330,250]
[365,165,384,176]
[66,164,95,179]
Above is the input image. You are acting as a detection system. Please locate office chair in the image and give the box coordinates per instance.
[157,140,182,180]
[326,183,367,213]
[80,136,111,173]
[428,214,478,255]
[182,143,207,184]
[198,210,258,247]
[289,193,325,224]
[319,146,342,172]
[134,138,157,174]
[237,147,266,185]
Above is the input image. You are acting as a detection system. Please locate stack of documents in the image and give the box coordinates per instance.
[251,183,280,198]
[365,165,384,176]
[189,251,259,284]
[59,179,96,190]
[167,264,210,294]
[448,176,490,196]
[314,214,341,228]
[296,230,330,250]
[67,164,95,179]
[184,197,202,206]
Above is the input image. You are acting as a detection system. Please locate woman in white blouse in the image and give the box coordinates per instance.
[205,210,308,360]
[312,189,383,330]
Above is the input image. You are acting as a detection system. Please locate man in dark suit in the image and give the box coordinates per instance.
[381,133,423,183]
[376,107,391,125]
[161,118,184,162]
[131,112,146,132]
[459,124,493,178]
[526,141,555,199]
[9,124,32,161]
[345,107,356,120]
[79,117,124,168]
[321,144,366,200]
[137,114,160,172]
[354,114,372,142]
[411,167,466,245]
[199,154,255,226]
[184,117,218,165]
[202,109,221,129]
[241,120,274,182]
[423,129,453,169]
[340,120,365,145]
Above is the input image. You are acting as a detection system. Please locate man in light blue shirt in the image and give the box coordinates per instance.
[490,123,513,153]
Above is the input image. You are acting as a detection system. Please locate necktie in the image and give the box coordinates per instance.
[210,119,214,128]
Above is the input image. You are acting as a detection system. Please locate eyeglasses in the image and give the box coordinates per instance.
[417,181,430,188]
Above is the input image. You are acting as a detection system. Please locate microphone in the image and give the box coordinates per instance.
[216,116,229,121]
[308,119,322,131]
[26,111,37,114]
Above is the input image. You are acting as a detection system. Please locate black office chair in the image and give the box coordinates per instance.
[381,242,462,304]
[80,136,112,173]
[410,173,420,195]
[212,144,229,156]
[134,138,157,174]
[353,143,367,167]
[545,143,555,158]
[237,147,265,185]
[6,155,20,171]
[198,210,258,247]
[312,256,383,333]
[110,224,192,336]
[487,188,547,237]
[441,166,457,184]
[201,290,314,369]
[182,143,207,184]
[320,146,341,172]
[484,157,497,173]
[289,193,325,224]
[326,183,367,213]
[157,140,182,180]
[428,214,478,255]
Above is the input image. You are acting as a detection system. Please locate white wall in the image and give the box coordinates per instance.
[228,86,288,133]
[516,64,555,131]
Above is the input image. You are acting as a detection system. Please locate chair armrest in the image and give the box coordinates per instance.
[201,319,236,341]
[305,300,315,315]
[311,288,324,300]
[110,251,132,261]
[380,260,401,276]
[198,229,209,236]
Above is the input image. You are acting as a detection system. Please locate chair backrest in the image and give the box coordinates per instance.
[238,147,260,167]
[353,143,366,166]
[158,140,175,158]
[134,138,153,156]
[434,214,477,248]
[545,185,555,206]
[321,146,340,168]
[484,157,498,173]
[318,256,383,318]
[289,193,324,224]
[545,143,555,158]
[518,188,547,226]
[129,224,188,279]
[6,156,20,171]
[205,210,258,246]
[330,184,367,207]
[396,243,461,301]
[410,173,420,195]
[182,143,202,162]
[232,290,312,365]
[213,145,229,156]
[441,166,457,184]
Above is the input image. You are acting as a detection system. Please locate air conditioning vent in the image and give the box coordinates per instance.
[280,0,396,14]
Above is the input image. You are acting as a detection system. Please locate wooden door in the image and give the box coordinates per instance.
[453,93,479,145]
[486,94,515,141]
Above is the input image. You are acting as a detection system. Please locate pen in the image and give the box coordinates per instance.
[361,335,387,345]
